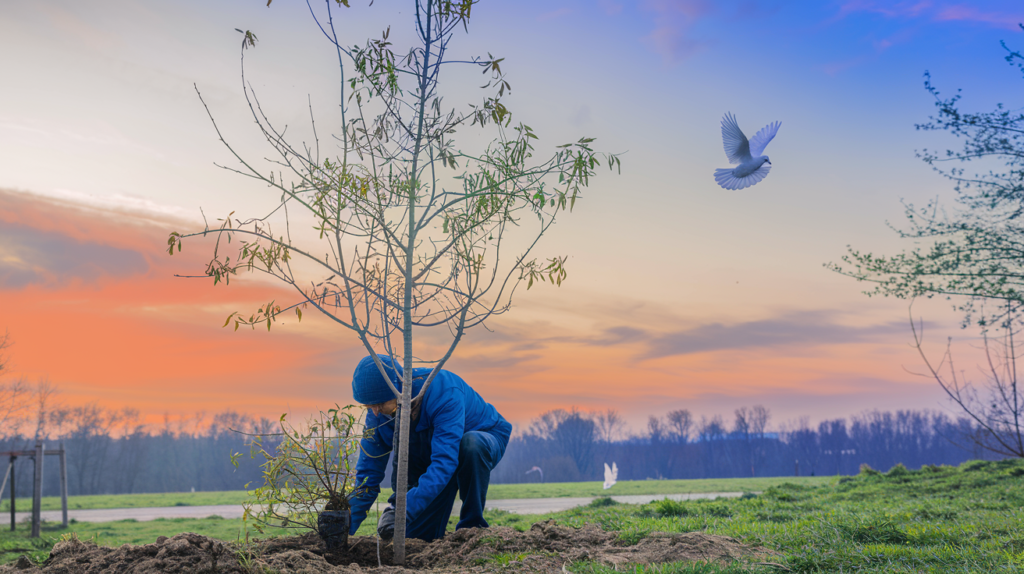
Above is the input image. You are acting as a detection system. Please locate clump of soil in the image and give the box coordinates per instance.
[2,521,776,573]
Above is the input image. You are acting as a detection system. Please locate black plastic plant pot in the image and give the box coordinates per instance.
[317,509,351,551]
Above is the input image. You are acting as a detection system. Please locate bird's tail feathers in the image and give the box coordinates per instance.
[714,168,747,190]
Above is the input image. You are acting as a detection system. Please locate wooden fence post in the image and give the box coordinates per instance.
[31,441,43,538]
[8,456,14,532]
[59,442,68,528]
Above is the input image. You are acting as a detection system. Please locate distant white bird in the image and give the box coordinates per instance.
[714,112,781,190]
[526,466,543,482]
[603,462,618,490]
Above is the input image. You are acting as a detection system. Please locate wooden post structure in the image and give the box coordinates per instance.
[0,446,69,535]
[59,441,68,528]
[31,441,43,538]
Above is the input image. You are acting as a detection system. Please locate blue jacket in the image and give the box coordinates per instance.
[348,367,506,534]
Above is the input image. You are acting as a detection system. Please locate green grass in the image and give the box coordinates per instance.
[4,462,1020,572]
[567,562,778,574]
[482,459,1024,573]
[5,476,829,512]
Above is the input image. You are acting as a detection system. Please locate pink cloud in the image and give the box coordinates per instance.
[837,0,933,20]
[935,5,1024,30]
[835,1,1023,30]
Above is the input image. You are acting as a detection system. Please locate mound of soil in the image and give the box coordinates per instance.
[2,521,775,573]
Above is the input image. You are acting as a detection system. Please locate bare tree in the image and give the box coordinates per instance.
[666,409,692,444]
[594,409,626,444]
[734,405,771,476]
[552,409,596,477]
[910,304,1024,457]
[527,409,570,440]
[33,379,59,441]
[782,416,820,476]
[647,416,666,443]
[696,415,727,477]
[172,1,619,558]
[55,403,120,494]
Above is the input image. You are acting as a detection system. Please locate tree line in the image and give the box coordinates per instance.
[491,406,996,484]
[0,398,997,498]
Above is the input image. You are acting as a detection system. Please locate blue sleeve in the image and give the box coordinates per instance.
[349,411,393,535]
[405,389,465,524]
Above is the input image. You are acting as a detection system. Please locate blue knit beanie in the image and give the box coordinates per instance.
[351,354,401,405]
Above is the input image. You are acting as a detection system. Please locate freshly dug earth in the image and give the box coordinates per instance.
[2,520,775,573]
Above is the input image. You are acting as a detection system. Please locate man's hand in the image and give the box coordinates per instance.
[377,505,395,540]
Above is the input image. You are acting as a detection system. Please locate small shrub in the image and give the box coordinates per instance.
[739,492,757,500]
[653,498,688,517]
[886,463,910,477]
[961,460,990,472]
[859,463,880,476]
[762,486,800,502]
[588,497,618,508]
[616,527,651,546]
[702,502,732,518]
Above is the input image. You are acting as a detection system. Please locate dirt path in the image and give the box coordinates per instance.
[21,492,744,523]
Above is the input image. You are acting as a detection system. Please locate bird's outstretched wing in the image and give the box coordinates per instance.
[603,462,617,489]
[749,120,781,157]
[721,112,750,164]
[714,163,772,190]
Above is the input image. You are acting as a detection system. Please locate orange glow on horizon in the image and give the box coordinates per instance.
[1,189,954,431]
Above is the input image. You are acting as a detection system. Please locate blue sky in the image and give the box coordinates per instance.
[1,1,1022,432]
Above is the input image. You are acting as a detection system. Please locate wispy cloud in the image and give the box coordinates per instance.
[0,222,147,288]
[640,0,713,64]
[835,1,1024,30]
[0,188,350,420]
[935,5,1024,30]
[836,0,933,20]
[640,310,911,360]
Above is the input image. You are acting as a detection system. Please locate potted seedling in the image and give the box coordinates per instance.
[235,404,365,551]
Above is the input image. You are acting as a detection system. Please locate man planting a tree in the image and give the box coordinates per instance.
[348,355,512,542]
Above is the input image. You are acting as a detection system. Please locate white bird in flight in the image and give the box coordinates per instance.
[714,112,781,190]
[603,462,618,490]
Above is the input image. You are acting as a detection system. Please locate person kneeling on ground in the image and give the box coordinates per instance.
[347,354,512,542]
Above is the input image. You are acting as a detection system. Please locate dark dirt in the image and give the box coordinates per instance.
[1,520,777,573]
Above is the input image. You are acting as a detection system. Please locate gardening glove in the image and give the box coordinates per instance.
[377,505,395,541]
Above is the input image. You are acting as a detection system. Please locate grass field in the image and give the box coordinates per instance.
[2,460,1021,572]
[0,475,831,512]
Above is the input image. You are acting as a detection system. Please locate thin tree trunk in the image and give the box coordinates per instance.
[393,1,435,563]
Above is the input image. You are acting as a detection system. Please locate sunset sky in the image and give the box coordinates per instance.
[2,0,1023,434]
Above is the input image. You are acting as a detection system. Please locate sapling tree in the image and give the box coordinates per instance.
[171,0,619,561]
[828,32,1024,458]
